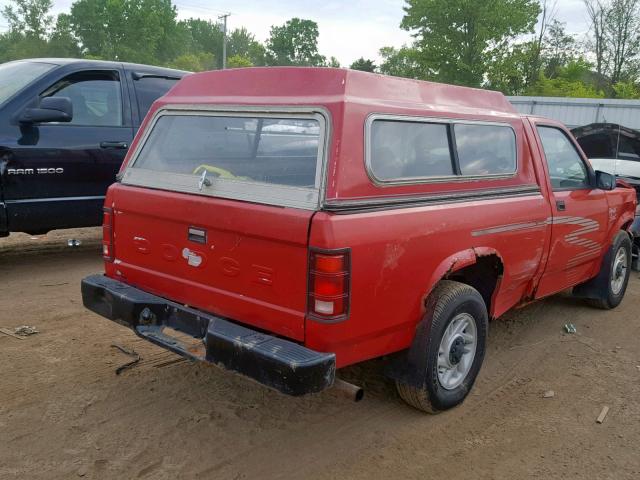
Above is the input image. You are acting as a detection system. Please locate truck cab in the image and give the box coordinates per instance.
[82,68,636,412]
[0,59,186,237]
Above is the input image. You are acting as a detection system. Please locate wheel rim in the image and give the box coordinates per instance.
[437,312,477,390]
[611,246,628,295]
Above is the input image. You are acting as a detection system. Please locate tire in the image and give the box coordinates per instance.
[587,231,632,310]
[396,280,488,413]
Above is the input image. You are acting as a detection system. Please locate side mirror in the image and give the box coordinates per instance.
[19,97,73,125]
[595,170,615,191]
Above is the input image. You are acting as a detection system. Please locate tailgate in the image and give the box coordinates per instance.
[109,185,313,341]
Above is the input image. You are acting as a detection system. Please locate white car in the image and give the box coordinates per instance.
[572,123,640,268]
[572,123,640,178]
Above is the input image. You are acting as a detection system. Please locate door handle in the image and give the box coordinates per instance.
[556,200,566,211]
[100,141,128,149]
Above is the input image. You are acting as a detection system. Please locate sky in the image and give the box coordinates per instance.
[0,0,593,66]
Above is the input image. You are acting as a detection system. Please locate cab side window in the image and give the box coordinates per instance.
[537,126,590,190]
[41,71,123,127]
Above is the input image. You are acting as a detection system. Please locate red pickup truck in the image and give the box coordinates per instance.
[82,68,636,413]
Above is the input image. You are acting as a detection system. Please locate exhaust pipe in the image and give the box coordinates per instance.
[331,378,364,402]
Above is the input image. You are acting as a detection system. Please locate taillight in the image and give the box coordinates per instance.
[308,248,350,322]
[102,207,114,262]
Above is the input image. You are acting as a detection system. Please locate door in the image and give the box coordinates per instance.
[3,69,133,233]
[535,124,610,297]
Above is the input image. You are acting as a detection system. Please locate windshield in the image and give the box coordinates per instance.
[133,114,321,188]
[0,61,57,106]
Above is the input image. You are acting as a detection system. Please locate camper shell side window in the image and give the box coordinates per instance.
[365,115,517,185]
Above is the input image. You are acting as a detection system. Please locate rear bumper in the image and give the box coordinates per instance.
[81,274,336,396]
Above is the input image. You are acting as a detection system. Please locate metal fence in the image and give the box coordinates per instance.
[507,96,640,129]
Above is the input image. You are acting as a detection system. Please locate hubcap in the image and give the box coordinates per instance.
[437,313,477,390]
[611,247,628,295]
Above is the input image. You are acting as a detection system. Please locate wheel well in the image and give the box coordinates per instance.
[445,254,503,315]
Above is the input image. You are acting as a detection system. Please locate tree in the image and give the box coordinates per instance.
[227,54,253,68]
[486,42,538,95]
[584,0,609,77]
[168,52,215,72]
[541,20,579,78]
[265,18,325,66]
[350,57,376,72]
[527,59,605,98]
[585,0,640,83]
[2,0,52,39]
[613,81,640,98]
[70,0,178,64]
[48,13,81,57]
[228,27,266,66]
[378,45,427,79]
[604,0,640,82]
[326,56,340,67]
[400,0,541,87]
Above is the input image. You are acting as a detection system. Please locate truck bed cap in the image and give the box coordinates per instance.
[159,67,518,118]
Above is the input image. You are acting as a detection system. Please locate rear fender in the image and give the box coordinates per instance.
[424,247,503,314]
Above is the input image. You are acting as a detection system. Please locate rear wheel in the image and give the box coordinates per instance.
[396,280,488,413]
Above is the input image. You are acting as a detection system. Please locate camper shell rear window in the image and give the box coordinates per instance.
[121,107,328,210]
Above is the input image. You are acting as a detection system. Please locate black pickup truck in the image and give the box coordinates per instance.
[0,58,187,237]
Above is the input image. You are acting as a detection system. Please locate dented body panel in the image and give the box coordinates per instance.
[84,68,636,393]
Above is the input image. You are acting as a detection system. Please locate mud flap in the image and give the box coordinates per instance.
[572,245,613,300]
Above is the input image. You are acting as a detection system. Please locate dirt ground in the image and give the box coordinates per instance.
[1,228,640,480]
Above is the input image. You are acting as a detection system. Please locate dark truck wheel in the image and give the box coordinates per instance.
[578,231,632,310]
[396,280,488,413]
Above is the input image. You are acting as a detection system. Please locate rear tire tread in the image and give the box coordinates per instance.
[396,280,484,414]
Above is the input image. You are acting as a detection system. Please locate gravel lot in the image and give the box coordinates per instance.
[1,228,640,479]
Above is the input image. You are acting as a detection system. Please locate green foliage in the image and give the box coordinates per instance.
[326,56,340,68]
[526,61,605,98]
[541,20,579,79]
[486,41,538,95]
[265,18,325,66]
[528,75,605,98]
[1,0,637,100]
[2,0,53,38]
[401,0,540,87]
[48,13,81,57]
[350,57,376,72]
[228,27,266,66]
[177,18,223,66]
[168,52,215,72]
[613,81,640,98]
[227,54,253,68]
[69,0,178,64]
[378,46,424,79]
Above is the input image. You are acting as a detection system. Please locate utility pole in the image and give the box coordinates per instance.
[219,13,230,69]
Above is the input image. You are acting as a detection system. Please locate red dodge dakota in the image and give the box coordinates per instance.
[82,68,636,413]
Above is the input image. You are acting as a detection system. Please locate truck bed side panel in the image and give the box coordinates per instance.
[307,193,549,368]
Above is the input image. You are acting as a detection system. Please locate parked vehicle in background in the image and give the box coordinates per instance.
[572,123,640,267]
[0,59,187,237]
[82,68,636,413]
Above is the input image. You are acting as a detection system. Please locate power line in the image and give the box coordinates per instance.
[173,2,233,17]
